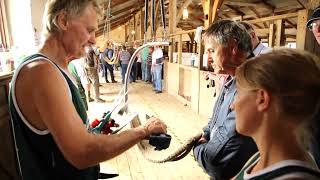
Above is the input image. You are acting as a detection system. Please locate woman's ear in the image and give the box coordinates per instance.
[256,89,270,112]
[56,10,68,31]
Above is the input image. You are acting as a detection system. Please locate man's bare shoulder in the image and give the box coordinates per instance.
[19,59,61,79]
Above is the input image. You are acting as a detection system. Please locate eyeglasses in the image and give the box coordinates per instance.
[308,21,320,31]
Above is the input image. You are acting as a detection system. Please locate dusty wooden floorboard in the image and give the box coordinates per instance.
[88,71,210,180]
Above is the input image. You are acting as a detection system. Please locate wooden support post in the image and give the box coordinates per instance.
[268,23,275,47]
[169,0,177,63]
[169,37,174,63]
[275,19,285,47]
[296,9,309,50]
[198,35,204,70]
[178,34,182,64]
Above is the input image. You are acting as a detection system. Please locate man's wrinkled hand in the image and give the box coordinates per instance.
[143,117,167,138]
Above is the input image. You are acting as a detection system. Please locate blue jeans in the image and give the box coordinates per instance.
[153,64,162,91]
[121,64,128,84]
[131,62,137,82]
[141,61,147,81]
[103,63,115,82]
[121,64,133,83]
[147,64,152,82]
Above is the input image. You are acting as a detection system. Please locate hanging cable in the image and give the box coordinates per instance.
[151,0,156,41]
[159,0,167,40]
[144,0,149,44]
[107,0,111,39]
[103,0,111,40]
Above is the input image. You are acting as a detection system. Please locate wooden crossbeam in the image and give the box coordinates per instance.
[248,6,268,28]
[224,1,275,11]
[225,4,245,16]
[296,0,306,9]
[245,12,298,24]
[110,0,139,14]
[260,0,275,11]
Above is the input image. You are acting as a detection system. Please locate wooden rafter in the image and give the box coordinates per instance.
[260,0,276,12]
[248,6,268,28]
[225,4,245,16]
[296,0,306,9]
[224,1,274,11]
[208,0,223,24]
[246,12,298,24]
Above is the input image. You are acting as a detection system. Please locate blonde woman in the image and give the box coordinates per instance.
[232,49,320,179]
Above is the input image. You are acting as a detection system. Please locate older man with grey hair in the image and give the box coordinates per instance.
[239,21,272,56]
[193,20,257,180]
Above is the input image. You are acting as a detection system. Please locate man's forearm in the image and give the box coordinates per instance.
[193,140,222,178]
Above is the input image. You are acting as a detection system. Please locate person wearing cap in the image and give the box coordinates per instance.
[307,6,320,44]
[307,5,320,169]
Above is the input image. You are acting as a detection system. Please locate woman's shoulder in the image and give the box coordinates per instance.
[246,159,320,180]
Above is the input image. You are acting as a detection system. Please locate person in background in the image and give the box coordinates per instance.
[307,6,320,44]
[233,49,320,179]
[128,44,137,82]
[239,21,271,56]
[8,1,167,179]
[146,46,154,83]
[140,46,150,82]
[134,42,142,80]
[118,45,132,84]
[101,41,117,83]
[84,45,105,103]
[68,58,89,110]
[306,5,320,168]
[151,45,164,93]
[193,20,257,180]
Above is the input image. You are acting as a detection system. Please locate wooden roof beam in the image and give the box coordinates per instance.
[260,0,276,12]
[110,0,140,14]
[245,12,298,24]
[107,6,141,22]
[248,6,268,28]
[253,24,263,29]
[296,0,306,9]
[208,0,223,24]
[224,1,274,11]
[225,4,245,16]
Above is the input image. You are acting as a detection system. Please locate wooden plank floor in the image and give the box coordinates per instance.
[88,71,210,180]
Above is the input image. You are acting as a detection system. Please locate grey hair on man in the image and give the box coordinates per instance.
[42,0,101,38]
[203,19,253,56]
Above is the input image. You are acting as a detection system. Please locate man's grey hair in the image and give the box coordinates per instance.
[42,0,101,38]
[238,21,254,32]
[203,19,252,55]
